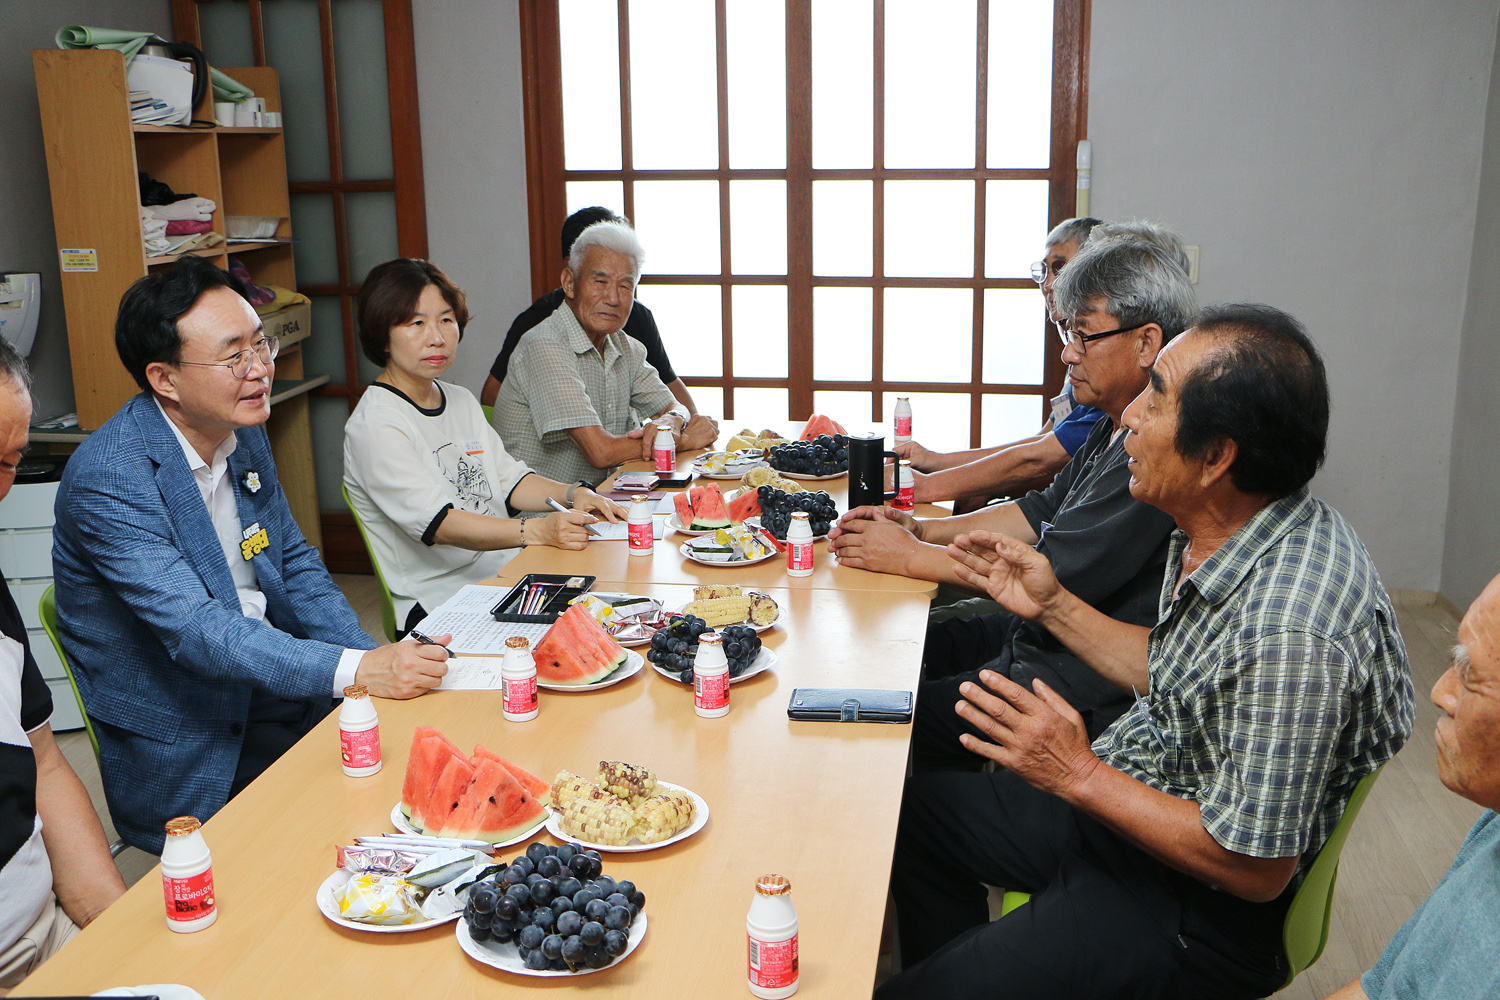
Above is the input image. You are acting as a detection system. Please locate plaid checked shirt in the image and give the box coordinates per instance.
[492,302,676,486]
[1094,488,1414,883]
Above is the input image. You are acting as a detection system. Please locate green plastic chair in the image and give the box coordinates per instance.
[995,768,1383,989]
[342,483,400,643]
[39,584,125,857]
[482,403,494,424]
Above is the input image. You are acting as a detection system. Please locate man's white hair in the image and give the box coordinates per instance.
[569,220,645,283]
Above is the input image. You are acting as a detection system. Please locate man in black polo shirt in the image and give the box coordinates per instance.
[0,342,124,988]
[480,206,701,420]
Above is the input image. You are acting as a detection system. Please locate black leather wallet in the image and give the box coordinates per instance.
[787,688,913,724]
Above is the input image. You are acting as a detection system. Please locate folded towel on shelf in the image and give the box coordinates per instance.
[165,219,213,235]
[140,209,169,255]
[254,285,310,317]
[146,197,216,222]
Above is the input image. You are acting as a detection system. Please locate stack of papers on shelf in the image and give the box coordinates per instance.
[162,232,223,256]
[129,88,183,124]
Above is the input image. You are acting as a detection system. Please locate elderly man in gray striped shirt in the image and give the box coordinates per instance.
[878,304,1414,1000]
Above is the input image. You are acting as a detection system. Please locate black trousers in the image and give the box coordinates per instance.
[877,770,1289,1000]
[229,693,327,798]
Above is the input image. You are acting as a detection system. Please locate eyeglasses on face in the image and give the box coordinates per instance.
[177,335,280,379]
[1055,320,1149,355]
[1030,259,1066,284]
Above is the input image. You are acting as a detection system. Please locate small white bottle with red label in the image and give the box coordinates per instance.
[502,635,539,722]
[339,683,381,776]
[786,511,814,578]
[653,421,677,474]
[893,397,912,445]
[694,632,730,718]
[893,459,915,513]
[628,494,654,556]
[161,816,217,933]
[747,874,798,998]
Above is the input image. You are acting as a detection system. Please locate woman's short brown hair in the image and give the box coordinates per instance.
[356,258,469,367]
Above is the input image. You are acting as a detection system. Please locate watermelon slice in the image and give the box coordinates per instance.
[432,759,546,842]
[800,414,847,440]
[673,490,695,528]
[726,488,761,524]
[474,745,553,808]
[533,603,629,686]
[401,728,468,830]
[420,755,476,835]
[688,483,730,530]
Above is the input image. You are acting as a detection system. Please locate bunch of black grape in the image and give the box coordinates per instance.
[767,434,849,476]
[756,487,839,538]
[646,613,707,677]
[462,841,645,972]
[648,616,763,683]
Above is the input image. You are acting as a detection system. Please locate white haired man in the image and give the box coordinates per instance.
[492,220,718,486]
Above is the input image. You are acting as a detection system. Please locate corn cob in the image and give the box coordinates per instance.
[551,770,599,809]
[749,592,780,626]
[692,584,742,601]
[598,760,656,804]
[557,795,636,846]
[683,595,753,627]
[632,789,697,844]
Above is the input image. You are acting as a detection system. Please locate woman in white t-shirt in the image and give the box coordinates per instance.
[344,259,625,631]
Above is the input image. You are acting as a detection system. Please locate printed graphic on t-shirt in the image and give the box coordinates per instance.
[434,442,495,515]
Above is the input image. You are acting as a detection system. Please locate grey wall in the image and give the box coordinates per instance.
[1443,16,1500,611]
[0,0,173,421]
[1088,0,1499,591]
[411,0,533,400]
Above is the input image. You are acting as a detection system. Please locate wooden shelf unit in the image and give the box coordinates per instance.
[33,48,322,550]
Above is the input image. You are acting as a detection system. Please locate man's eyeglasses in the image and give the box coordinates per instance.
[178,336,280,379]
[1030,259,1065,284]
[1055,321,1148,355]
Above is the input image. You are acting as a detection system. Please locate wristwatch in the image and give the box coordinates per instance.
[565,481,592,507]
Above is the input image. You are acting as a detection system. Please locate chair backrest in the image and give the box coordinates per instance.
[1280,767,1384,986]
[341,483,399,643]
[482,403,494,424]
[39,584,100,761]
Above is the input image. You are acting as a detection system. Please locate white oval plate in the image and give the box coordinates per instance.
[316,869,463,934]
[666,596,781,632]
[775,469,848,481]
[664,512,720,536]
[538,648,645,692]
[650,645,776,686]
[743,515,828,544]
[678,541,778,567]
[390,803,547,848]
[457,910,647,976]
[692,451,768,479]
[545,781,709,853]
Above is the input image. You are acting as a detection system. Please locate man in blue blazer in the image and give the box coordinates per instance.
[53,257,451,854]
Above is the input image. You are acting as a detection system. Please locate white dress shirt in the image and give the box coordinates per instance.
[155,399,362,696]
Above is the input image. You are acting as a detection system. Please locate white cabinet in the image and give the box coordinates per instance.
[0,480,82,732]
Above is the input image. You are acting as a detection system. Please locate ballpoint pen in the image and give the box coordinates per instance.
[544,495,605,537]
[407,629,454,658]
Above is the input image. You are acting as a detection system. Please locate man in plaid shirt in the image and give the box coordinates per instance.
[878,304,1415,1000]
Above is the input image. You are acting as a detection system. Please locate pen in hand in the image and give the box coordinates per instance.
[544,496,604,537]
[407,630,454,658]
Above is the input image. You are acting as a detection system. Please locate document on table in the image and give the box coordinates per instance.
[586,517,665,541]
[413,584,550,660]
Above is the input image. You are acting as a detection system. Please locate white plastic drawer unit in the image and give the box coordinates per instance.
[0,479,80,730]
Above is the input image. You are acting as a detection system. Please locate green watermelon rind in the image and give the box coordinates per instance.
[689,483,731,531]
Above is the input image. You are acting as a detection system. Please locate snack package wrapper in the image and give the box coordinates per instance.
[336,845,427,873]
[336,872,425,925]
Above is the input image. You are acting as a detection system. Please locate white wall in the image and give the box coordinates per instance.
[411,0,534,400]
[1088,0,1500,590]
[0,1,174,420]
[1443,15,1500,611]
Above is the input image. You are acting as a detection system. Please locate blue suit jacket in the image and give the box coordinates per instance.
[52,394,375,853]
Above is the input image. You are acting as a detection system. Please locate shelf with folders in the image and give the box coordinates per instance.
[33,48,322,549]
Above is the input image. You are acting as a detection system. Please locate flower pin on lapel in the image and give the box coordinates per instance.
[244,471,262,494]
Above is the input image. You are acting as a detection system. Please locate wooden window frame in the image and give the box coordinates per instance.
[520,0,1090,443]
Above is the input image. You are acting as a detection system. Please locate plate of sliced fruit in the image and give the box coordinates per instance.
[546,764,709,853]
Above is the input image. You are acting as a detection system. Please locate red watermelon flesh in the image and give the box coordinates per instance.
[432,759,545,842]
[800,414,847,440]
[419,755,476,835]
[726,489,760,524]
[401,730,468,829]
[533,603,628,685]
[673,491,694,528]
[473,745,553,808]
[688,483,730,530]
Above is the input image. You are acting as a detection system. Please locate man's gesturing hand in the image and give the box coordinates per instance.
[355,635,451,699]
[948,529,1061,621]
[955,669,1100,800]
